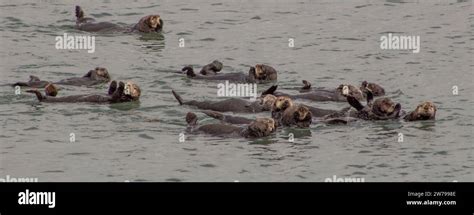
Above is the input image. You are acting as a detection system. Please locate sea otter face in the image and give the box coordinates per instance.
[293,106,311,121]
[124,81,141,100]
[248,117,276,137]
[337,84,363,100]
[147,15,161,29]
[45,83,58,97]
[414,101,437,120]
[372,98,396,116]
[260,94,277,111]
[272,96,293,112]
[254,64,265,79]
[94,67,110,80]
[361,81,385,96]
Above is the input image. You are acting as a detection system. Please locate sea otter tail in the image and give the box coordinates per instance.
[75,6,84,20]
[26,90,45,102]
[171,90,184,105]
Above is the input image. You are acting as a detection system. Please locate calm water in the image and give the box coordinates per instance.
[0,0,472,182]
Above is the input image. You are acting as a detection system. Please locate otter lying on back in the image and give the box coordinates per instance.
[75,6,163,33]
[182,64,277,83]
[186,112,276,138]
[271,96,312,128]
[13,67,111,88]
[171,90,276,113]
[264,80,385,102]
[26,81,140,103]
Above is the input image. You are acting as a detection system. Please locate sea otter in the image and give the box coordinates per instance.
[171,90,275,113]
[172,88,335,117]
[26,81,140,103]
[271,96,312,128]
[75,6,163,33]
[199,60,224,75]
[264,80,385,102]
[12,67,111,88]
[402,101,437,121]
[185,112,276,138]
[182,64,277,83]
[344,89,401,120]
[264,83,363,102]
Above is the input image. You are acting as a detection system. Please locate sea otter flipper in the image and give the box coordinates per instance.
[75,6,84,20]
[110,82,125,102]
[26,89,45,102]
[108,81,117,95]
[261,85,278,96]
[172,90,184,105]
[365,90,374,105]
[347,96,365,111]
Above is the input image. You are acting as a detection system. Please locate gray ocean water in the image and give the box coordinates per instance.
[0,0,472,182]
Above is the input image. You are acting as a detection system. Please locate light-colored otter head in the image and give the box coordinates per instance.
[272,96,293,112]
[361,81,385,96]
[124,81,141,101]
[372,98,397,116]
[45,83,58,97]
[337,84,364,100]
[247,117,276,137]
[413,101,437,120]
[147,15,162,29]
[260,94,277,111]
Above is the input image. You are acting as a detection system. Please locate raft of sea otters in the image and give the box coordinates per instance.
[13,6,437,139]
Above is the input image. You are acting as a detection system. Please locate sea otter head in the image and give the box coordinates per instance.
[293,106,312,127]
[146,15,163,31]
[254,64,277,81]
[247,117,276,138]
[361,81,385,96]
[337,84,364,100]
[260,94,277,111]
[124,81,141,101]
[412,101,437,120]
[372,97,398,116]
[272,96,293,112]
[45,83,58,97]
[93,67,110,81]
[186,112,198,126]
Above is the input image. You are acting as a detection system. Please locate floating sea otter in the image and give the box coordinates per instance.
[402,101,437,121]
[182,64,277,83]
[171,87,336,117]
[185,112,276,138]
[171,90,276,113]
[343,89,401,120]
[271,96,312,128]
[75,6,163,33]
[13,67,111,88]
[264,80,385,102]
[26,81,140,103]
